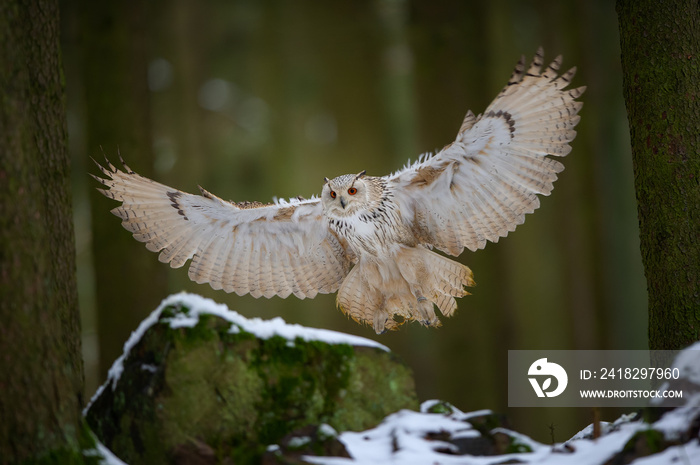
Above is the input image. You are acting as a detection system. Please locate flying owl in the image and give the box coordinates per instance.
[93,48,584,334]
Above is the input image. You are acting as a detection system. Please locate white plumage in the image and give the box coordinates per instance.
[94,48,584,334]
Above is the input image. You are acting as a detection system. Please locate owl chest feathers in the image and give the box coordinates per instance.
[326,193,411,258]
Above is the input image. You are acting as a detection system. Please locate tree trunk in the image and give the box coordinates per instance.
[0,0,87,460]
[617,0,700,350]
[81,0,168,379]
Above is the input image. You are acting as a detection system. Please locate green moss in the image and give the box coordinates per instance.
[249,335,357,446]
[506,438,533,454]
[87,302,418,464]
[332,348,418,432]
[424,400,456,414]
[161,334,264,446]
[623,429,667,456]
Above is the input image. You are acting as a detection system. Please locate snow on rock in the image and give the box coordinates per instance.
[86,292,387,413]
[568,412,638,441]
[652,393,700,442]
[83,438,128,465]
[630,440,700,464]
[301,343,700,465]
[653,342,700,405]
[330,409,481,464]
[83,296,700,464]
[650,341,700,442]
[157,293,389,350]
[85,293,415,465]
[303,402,700,465]
[668,341,700,386]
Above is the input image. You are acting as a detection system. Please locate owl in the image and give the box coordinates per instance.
[93,48,584,334]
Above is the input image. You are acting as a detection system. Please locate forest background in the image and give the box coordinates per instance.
[63,0,644,443]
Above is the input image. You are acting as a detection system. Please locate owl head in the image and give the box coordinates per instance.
[322,170,370,218]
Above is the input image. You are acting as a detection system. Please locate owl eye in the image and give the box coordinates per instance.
[330,190,336,199]
[348,187,357,195]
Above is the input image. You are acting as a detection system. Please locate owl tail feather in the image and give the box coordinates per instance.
[336,247,475,334]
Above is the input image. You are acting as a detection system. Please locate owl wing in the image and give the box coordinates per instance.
[387,48,585,256]
[92,159,353,299]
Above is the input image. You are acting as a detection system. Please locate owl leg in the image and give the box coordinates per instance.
[374,295,403,334]
[415,291,439,327]
[373,309,390,335]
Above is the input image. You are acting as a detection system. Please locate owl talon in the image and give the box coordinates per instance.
[373,310,390,334]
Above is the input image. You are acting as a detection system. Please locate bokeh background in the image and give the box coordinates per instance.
[61,0,647,443]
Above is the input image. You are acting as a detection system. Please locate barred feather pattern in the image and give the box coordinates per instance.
[93,48,583,334]
[389,47,585,256]
[92,159,351,300]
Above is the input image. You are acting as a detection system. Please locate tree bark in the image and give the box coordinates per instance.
[617,0,700,350]
[0,0,87,460]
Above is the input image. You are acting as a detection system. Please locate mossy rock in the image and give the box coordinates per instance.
[85,294,417,464]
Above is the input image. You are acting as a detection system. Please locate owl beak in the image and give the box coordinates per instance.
[339,197,347,209]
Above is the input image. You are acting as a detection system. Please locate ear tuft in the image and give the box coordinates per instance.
[355,170,367,180]
[324,177,330,184]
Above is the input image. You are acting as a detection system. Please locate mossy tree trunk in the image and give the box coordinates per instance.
[0,0,87,460]
[617,0,700,350]
[81,0,168,379]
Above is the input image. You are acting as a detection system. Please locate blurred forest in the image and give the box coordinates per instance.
[61,0,646,443]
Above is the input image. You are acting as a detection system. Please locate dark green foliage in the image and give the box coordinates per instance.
[86,302,418,464]
[617,0,700,349]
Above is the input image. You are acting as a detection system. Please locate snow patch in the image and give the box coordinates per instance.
[140,363,158,373]
[324,408,480,464]
[303,404,658,465]
[652,393,700,441]
[288,436,312,448]
[318,423,339,439]
[661,342,700,387]
[83,438,128,465]
[630,440,700,465]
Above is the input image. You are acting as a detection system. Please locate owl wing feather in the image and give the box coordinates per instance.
[92,158,352,299]
[388,48,585,256]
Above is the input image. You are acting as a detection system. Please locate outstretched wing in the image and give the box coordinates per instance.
[388,48,585,256]
[92,159,352,299]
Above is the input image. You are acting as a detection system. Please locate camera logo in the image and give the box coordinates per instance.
[528,358,568,398]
